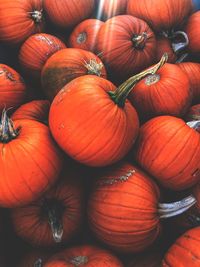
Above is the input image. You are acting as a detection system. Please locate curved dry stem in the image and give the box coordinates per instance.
[175,53,189,63]
[187,120,200,130]
[171,31,189,54]
[0,109,19,143]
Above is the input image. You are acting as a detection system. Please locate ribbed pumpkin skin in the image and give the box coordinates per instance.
[88,162,160,253]
[68,19,104,53]
[95,15,156,82]
[44,0,94,28]
[185,104,200,121]
[178,62,200,103]
[156,37,177,63]
[49,75,139,167]
[162,227,200,266]
[127,0,192,32]
[0,0,44,45]
[129,63,191,121]
[19,33,66,78]
[0,64,26,113]
[44,245,123,267]
[0,119,62,207]
[41,48,107,101]
[134,116,200,191]
[11,171,83,247]
[11,100,50,123]
[185,11,200,54]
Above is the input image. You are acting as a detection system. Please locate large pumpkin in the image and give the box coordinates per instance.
[127,0,192,33]
[0,0,44,45]
[44,0,94,28]
[11,168,84,247]
[95,15,156,82]
[43,245,123,267]
[41,48,107,101]
[134,116,200,190]
[19,33,66,79]
[0,64,26,113]
[162,227,200,266]
[0,110,63,207]
[185,11,200,54]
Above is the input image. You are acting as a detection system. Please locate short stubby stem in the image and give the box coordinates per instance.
[158,195,196,219]
[29,10,43,24]
[84,59,103,77]
[187,120,200,132]
[0,109,19,143]
[34,259,42,267]
[70,256,88,266]
[77,32,87,44]
[132,32,148,49]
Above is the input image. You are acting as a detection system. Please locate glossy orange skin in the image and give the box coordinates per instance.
[156,37,177,63]
[11,100,50,123]
[127,0,192,32]
[134,116,200,190]
[0,119,62,207]
[11,170,83,246]
[185,11,200,54]
[95,15,156,82]
[162,227,200,266]
[185,104,200,121]
[19,33,66,78]
[88,162,161,253]
[129,63,191,121]
[178,62,200,103]
[41,48,107,101]
[44,0,94,28]
[0,64,26,113]
[0,0,44,45]
[44,245,123,267]
[68,19,104,53]
[49,75,139,167]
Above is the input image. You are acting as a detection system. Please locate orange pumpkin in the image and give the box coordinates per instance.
[185,11,200,54]
[41,48,107,101]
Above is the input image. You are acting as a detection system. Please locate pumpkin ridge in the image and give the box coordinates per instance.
[174,241,200,261]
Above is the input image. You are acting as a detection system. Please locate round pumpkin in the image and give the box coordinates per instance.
[162,227,200,266]
[0,110,63,207]
[0,64,27,113]
[185,11,200,54]
[95,15,156,83]
[11,100,50,123]
[41,48,107,101]
[127,0,192,33]
[68,19,104,53]
[19,33,66,79]
[44,0,94,29]
[11,168,84,247]
[0,0,44,45]
[43,245,123,267]
[134,115,200,190]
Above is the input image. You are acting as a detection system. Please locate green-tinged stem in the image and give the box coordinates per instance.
[0,109,19,143]
[108,53,168,107]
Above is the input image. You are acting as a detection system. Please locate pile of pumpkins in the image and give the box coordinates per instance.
[1,0,200,266]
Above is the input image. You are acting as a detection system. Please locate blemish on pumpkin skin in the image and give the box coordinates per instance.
[0,68,16,82]
[99,169,135,186]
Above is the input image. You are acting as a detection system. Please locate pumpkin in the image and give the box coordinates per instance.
[0,109,63,207]
[19,33,66,79]
[94,0,128,21]
[88,161,196,253]
[0,0,44,45]
[43,245,123,266]
[68,19,104,53]
[185,11,200,54]
[0,64,27,113]
[185,104,200,122]
[95,15,156,83]
[134,116,200,191]
[44,0,94,29]
[17,250,49,267]
[128,62,191,121]
[127,0,192,33]
[41,48,107,101]
[178,62,200,103]
[11,100,50,123]
[162,227,200,266]
[156,37,177,64]
[11,168,84,247]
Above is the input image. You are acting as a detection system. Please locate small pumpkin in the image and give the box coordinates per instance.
[68,19,104,53]
[44,0,95,29]
[0,64,26,113]
[43,245,123,267]
[185,11,200,54]
[11,100,50,123]
[95,15,156,83]
[19,33,66,79]
[41,48,107,101]
[0,0,44,45]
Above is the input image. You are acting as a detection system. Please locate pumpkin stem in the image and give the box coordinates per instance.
[158,195,196,219]
[132,32,148,49]
[175,53,189,63]
[70,256,88,265]
[29,10,43,23]
[34,259,42,267]
[0,109,19,143]
[187,120,200,132]
[84,59,104,77]
[77,32,87,44]
[108,53,168,107]
[171,31,189,54]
